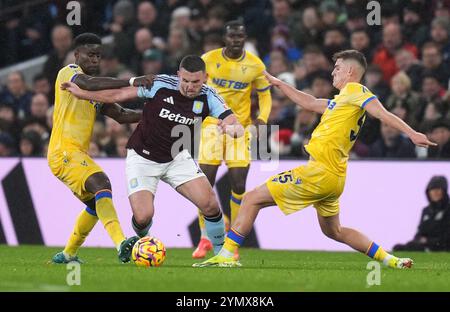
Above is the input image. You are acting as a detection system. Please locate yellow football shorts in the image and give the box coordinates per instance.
[198,118,251,168]
[266,160,346,217]
[48,148,104,202]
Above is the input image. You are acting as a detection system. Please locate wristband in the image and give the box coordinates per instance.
[129,77,136,86]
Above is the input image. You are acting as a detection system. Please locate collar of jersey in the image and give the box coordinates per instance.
[221,48,246,62]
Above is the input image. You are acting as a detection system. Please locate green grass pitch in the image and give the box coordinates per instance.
[1,245,450,292]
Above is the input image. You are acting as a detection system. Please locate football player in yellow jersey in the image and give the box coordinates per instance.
[48,33,153,264]
[193,20,272,259]
[194,50,437,268]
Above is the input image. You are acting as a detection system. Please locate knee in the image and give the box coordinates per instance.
[321,226,342,241]
[199,192,220,217]
[231,181,246,195]
[133,213,152,227]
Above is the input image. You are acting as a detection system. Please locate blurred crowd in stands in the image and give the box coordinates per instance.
[0,0,449,159]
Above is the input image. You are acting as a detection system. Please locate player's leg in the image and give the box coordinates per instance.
[192,164,218,258]
[85,172,138,263]
[177,176,225,255]
[316,212,413,269]
[227,166,249,260]
[193,184,276,267]
[53,198,98,264]
[129,190,155,238]
[195,120,223,258]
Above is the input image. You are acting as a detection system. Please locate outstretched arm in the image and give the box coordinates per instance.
[61,81,138,103]
[365,98,437,148]
[264,71,328,114]
[73,74,154,91]
[101,103,142,124]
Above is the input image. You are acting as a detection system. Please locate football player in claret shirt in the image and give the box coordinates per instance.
[48,33,153,264]
[194,50,436,268]
[63,55,243,259]
[194,20,272,260]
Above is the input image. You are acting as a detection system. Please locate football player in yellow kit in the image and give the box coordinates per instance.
[49,33,152,264]
[193,20,271,259]
[194,50,436,268]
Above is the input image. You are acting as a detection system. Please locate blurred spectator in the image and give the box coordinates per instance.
[21,118,49,141]
[268,50,290,76]
[271,0,294,28]
[268,25,301,63]
[100,45,129,78]
[42,25,73,86]
[0,71,33,119]
[295,45,331,89]
[430,16,450,61]
[114,134,129,158]
[165,27,191,74]
[350,29,373,60]
[19,130,42,157]
[137,1,167,38]
[290,107,319,157]
[33,73,52,103]
[171,7,192,30]
[394,49,423,91]
[292,6,323,49]
[363,65,390,103]
[111,0,136,66]
[427,119,450,158]
[322,26,349,61]
[402,2,429,47]
[319,1,341,28]
[393,176,450,252]
[29,93,50,122]
[344,4,367,32]
[372,22,418,82]
[141,48,165,75]
[386,71,423,126]
[0,104,19,141]
[421,73,447,103]
[368,122,416,158]
[187,8,207,55]
[89,141,106,158]
[130,28,154,74]
[421,42,450,86]
[310,70,334,98]
[0,133,17,157]
[205,5,228,33]
[202,32,223,53]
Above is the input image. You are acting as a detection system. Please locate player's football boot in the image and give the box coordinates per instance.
[192,237,213,259]
[394,257,414,269]
[192,255,242,267]
[52,251,84,264]
[118,236,139,263]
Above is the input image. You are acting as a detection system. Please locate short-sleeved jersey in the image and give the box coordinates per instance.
[202,48,270,127]
[48,64,101,153]
[304,82,377,176]
[127,74,231,163]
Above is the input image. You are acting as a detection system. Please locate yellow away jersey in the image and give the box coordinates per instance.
[202,48,270,127]
[48,64,100,153]
[305,82,377,176]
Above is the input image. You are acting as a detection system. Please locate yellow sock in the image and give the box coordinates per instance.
[230,191,244,223]
[95,190,125,249]
[64,208,98,257]
[366,242,397,267]
[218,228,244,258]
[223,237,240,254]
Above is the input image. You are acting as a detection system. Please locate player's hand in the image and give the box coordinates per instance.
[410,131,437,148]
[61,81,81,95]
[263,71,282,87]
[218,119,244,138]
[133,75,155,88]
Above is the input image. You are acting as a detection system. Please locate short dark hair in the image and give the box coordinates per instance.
[332,49,367,72]
[224,20,245,33]
[179,55,206,72]
[73,33,102,49]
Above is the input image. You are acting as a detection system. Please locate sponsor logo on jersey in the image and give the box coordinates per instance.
[159,108,198,125]
[212,78,249,90]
